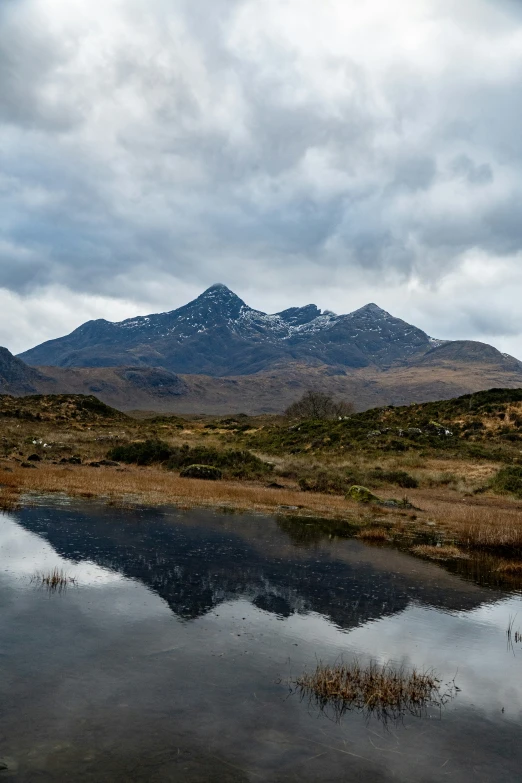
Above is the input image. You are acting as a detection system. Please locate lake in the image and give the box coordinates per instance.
[1,500,521,781]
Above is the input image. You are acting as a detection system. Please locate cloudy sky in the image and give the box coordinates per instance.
[1,0,522,356]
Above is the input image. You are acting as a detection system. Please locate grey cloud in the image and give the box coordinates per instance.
[392,156,437,191]
[451,155,493,186]
[0,0,521,348]
[0,6,83,131]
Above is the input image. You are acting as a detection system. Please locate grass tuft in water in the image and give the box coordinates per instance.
[411,544,467,561]
[506,614,522,644]
[32,568,76,592]
[295,659,454,722]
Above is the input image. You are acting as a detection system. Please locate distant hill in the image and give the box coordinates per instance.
[0,340,520,415]
[417,340,522,370]
[0,393,127,423]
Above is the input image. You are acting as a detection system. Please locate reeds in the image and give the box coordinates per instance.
[32,568,76,592]
[295,659,454,722]
[507,615,522,644]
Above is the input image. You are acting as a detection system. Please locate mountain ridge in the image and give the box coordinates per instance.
[7,284,522,413]
[18,283,462,375]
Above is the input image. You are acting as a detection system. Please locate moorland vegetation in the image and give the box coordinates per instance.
[1,389,522,581]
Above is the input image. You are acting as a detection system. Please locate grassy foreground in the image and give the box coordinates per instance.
[1,390,522,566]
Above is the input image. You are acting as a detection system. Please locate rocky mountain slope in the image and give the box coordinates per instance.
[0,347,51,394]
[0,347,188,410]
[19,284,445,375]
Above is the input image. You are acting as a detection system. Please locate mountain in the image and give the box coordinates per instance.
[9,284,522,413]
[18,284,437,375]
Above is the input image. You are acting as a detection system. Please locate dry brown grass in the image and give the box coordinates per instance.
[295,659,449,720]
[0,486,21,512]
[497,561,522,574]
[443,505,522,549]
[357,527,388,541]
[401,489,522,550]
[411,544,467,561]
[0,463,353,518]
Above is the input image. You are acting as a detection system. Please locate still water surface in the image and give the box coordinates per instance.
[1,501,522,781]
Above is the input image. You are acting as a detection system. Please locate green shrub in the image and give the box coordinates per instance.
[490,466,522,498]
[179,464,222,480]
[108,440,270,479]
[166,446,270,479]
[283,463,360,494]
[108,439,173,465]
[369,469,418,489]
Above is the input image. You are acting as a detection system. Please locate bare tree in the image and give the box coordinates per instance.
[284,390,354,420]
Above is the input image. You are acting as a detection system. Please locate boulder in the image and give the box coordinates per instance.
[347,485,418,510]
[27,453,42,462]
[180,464,223,480]
[347,485,382,503]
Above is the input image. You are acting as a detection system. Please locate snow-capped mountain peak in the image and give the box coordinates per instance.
[19,287,437,376]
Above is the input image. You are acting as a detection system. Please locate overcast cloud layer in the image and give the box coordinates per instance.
[1,0,522,355]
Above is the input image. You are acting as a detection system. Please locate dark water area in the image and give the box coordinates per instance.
[1,501,522,781]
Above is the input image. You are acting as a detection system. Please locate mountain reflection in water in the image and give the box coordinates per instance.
[14,503,506,627]
[2,501,522,783]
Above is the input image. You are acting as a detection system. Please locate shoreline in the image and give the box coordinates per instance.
[2,462,522,564]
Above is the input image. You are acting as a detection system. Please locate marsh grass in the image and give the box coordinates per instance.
[3,455,522,555]
[0,463,352,517]
[357,527,388,542]
[295,659,454,722]
[411,495,522,550]
[32,568,76,592]
[0,486,20,512]
[411,544,467,561]
[453,506,522,549]
[497,561,522,574]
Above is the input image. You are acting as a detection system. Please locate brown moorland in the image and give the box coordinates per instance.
[2,389,522,561]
